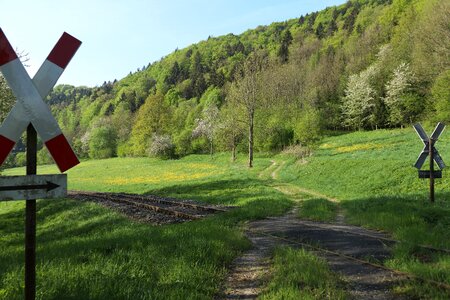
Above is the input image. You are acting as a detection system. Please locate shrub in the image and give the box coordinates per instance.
[37,148,53,165]
[147,134,175,159]
[15,152,26,167]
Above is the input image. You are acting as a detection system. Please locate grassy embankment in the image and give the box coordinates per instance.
[275,127,450,298]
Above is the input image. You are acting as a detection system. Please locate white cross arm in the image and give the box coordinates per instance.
[413,122,446,170]
[413,123,428,143]
[431,122,445,141]
[0,29,81,172]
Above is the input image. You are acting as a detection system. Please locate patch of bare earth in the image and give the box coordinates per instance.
[220,232,275,299]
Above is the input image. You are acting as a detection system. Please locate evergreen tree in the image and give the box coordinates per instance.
[277,30,293,63]
[315,23,325,39]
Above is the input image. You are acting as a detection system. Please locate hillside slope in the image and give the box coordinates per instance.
[1,0,448,168]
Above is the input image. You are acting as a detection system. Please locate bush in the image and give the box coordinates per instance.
[147,134,175,159]
[15,152,26,167]
[173,129,193,157]
[117,142,133,157]
[0,153,16,172]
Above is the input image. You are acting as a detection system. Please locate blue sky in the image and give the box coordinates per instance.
[1,0,345,87]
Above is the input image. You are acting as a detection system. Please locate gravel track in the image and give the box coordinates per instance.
[67,191,229,225]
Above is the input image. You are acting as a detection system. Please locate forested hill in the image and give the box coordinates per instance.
[2,0,448,166]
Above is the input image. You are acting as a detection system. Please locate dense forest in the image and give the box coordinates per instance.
[0,0,449,168]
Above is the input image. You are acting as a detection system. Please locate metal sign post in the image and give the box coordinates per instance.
[0,28,81,299]
[25,124,37,300]
[413,122,446,203]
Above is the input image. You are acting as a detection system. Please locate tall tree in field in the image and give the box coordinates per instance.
[226,51,267,167]
[432,70,450,123]
[217,102,245,162]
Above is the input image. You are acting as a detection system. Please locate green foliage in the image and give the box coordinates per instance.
[199,86,222,106]
[2,0,444,163]
[432,70,450,123]
[0,75,15,123]
[277,29,293,62]
[129,92,171,156]
[14,152,26,167]
[89,125,117,159]
[294,107,322,145]
[37,148,53,165]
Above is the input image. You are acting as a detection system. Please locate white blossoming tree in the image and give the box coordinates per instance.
[341,65,378,130]
[192,104,219,155]
[383,62,414,126]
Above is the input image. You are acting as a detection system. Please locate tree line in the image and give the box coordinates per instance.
[0,0,449,169]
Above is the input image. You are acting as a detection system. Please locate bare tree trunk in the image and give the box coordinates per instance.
[248,112,254,168]
[231,144,236,162]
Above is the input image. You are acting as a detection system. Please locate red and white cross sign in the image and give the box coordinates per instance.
[0,29,81,172]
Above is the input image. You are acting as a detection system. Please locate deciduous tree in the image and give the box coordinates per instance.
[341,65,377,130]
[383,62,414,126]
[192,104,219,155]
[129,91,171,156]
[226,51,267,167]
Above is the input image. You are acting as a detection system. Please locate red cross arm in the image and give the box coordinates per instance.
[0,29,18,66]
[0,29,81,172]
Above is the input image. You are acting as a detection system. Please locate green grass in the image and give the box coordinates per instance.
[278,128,450,201]
[260,247,347,300]
[298,196,339,222]
[2,128,450,298]
[0,154,292,299]
[276,128,450,296]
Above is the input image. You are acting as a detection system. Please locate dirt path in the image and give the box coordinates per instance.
[220,160,404,299]
[220,233,276,299]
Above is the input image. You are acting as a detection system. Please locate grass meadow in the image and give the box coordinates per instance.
[0,155,292,299]
[1,127,450,298]
[277,128,450,298]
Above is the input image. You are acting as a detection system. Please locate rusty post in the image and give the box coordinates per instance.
[25,124,37,300]
[429,138,435,203]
